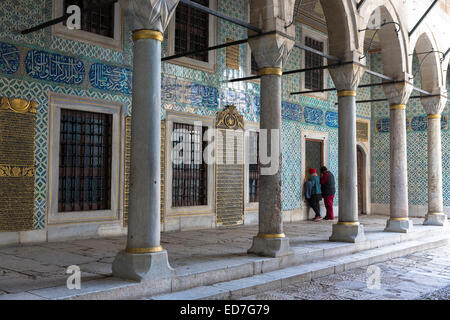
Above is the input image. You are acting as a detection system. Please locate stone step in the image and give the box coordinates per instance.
[148,234,449,300]
[12,225,449,300]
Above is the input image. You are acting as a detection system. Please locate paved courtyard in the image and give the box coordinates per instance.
[240,241,450,300]
[0,215,448,299]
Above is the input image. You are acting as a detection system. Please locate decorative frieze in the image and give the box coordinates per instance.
[89,63,132,95]
[304,106,324,125]
[25,50,85,85]
[375,115,448,133]
[0,42,20,74]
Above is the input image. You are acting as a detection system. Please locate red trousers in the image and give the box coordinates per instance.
[323,195,334,219]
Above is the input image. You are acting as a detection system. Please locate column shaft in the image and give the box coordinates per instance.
[112,30,174,281]
[329,90,365,243]
[337,94,358,223]
[258,73,283,235]
[427,116,444,214]
[127,37,161,251]
[390,106,409,219]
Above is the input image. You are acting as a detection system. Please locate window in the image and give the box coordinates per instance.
[175,0,209,62]
[58,109,112,212]
[304,36,324,91]
[172,123,208,207]
[248,131,260,203]
[53,0,122,51]
[64,0,115,38]
[48,94,123,225]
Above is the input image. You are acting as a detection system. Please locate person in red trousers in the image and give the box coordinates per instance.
[320,166,336,220]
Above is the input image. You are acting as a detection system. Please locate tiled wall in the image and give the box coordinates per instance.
[1,1,446,234]
[370,52,450,207]
[0,0,132,230]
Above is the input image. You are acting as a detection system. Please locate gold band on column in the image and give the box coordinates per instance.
[337,221,360,226]
[258,67,283,76]
[391,218,409,221]
[427,114,441,119]
[390,104,406,110]
[132,30,164,42]
[428,212,444,216]
[257,233,286,239]
[126,246,163,254]
[337,90,356,97]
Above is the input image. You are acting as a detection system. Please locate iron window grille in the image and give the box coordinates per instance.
[175,0,210,62]
[305,37,324,91]
[58,109,112,212]
[248,131,260,203]
[172,123,208,207]
[64,0,115,38]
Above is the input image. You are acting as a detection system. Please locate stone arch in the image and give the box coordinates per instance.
[315,0,359,60]
[410,28,444,92]
[358,1,410,78]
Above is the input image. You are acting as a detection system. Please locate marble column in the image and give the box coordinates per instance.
[112,0,179,281]
[329,63,366,243]
[247,0,296,257]
[421,91,448,226]
[383,81,414,233]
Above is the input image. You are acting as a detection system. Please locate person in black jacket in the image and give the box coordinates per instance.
[320,166,336,220]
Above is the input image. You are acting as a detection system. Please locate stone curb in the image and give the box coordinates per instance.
[149,235,449,300]
[2,226,447,300]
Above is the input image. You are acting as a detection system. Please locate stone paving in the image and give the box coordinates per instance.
[0,215,446,298]
[239,241,450,300]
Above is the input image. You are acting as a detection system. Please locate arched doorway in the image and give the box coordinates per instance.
[357,145,366,215]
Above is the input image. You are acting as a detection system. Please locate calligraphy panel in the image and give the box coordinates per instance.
[89,63,132,95]
[304,107,324,125]
[325,111,338,128]
[25,50,85,85]
[282,102,303,122]
[356,121,369,142]
[0,42,20,74]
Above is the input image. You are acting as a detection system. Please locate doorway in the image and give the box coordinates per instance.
[305,139,324,174]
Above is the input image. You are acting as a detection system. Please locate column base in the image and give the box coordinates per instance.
[423,213,448,227]
[247,236,292,258]
[329,223,365,243]
[112,249,175,282]
[384,218,414,233]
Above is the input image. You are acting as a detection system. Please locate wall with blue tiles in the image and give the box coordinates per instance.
[2,0,445,234]
[0,0,132,230]
[370,52,450,208]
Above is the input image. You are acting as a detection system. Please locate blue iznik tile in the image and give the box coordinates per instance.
[411,115,428,132]
[282,101,302,122]
[0,42,20,74]
[89,63,132,95]
[304,107,324,125]
[25,50,85,85]
[325,111,338,128]
[375,118,390,133]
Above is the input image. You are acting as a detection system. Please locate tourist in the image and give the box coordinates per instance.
[308,168,323,221]
[320,166,336,220]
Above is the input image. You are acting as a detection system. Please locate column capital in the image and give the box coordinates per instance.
[329,62,366,91]
[248,0,296,69]
[421,87,448,116]
[382,78,413,107]
[120,0,179,33]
